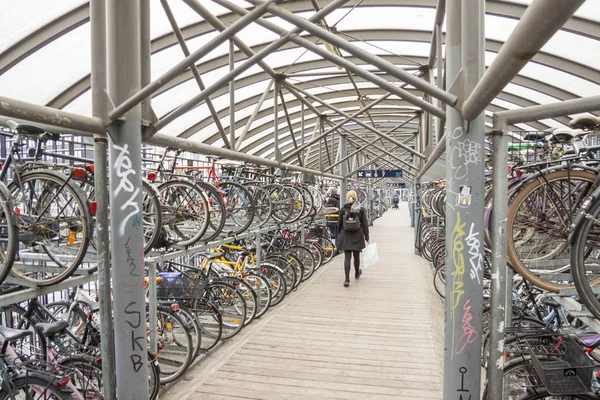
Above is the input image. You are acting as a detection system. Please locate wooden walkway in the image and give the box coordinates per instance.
[164,203,444,400]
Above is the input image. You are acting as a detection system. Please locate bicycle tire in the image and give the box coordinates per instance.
[265,254,298,295]
[305,241,323,271]
[243,182,272,227]
[0,373,75,400]
[433,264,445,299]
[315,237,335,265]
[266,184,293,223]
[156,180,210,247]
[175,305,202,361]
[0,182,18,286]
[245,273,272,319]
[153,307,193,384]
[220,181,255,235]
[260,263,287,307]
[195,181,226,241]
[507,170,597,292]
[201,281,246,340]
[58,354,103,399]
[292,245,316,281]
[188,299,223,353]
[219,277,257,327]
[286,186,305,223]
[9,170,91,286]
[571,189,600,320]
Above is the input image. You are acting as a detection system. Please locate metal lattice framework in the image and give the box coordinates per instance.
[1,0,599,184]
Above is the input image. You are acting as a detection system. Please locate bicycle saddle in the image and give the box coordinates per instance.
[15,124,45,136]
[569,115,600,130]
[521,131,549,141]
[202,252,223,260]
[579,334,600,348]
[0,326,32,342]
[76,298,100,313]
[541,297,562,309]
[34,321,69,338]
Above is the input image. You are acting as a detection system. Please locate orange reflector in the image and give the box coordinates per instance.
[68,232,76,245]
[165,322,173,329]
[234,319,242,323]
[72,168,88,180]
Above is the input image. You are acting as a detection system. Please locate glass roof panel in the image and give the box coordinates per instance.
[0,0,85,53]
[0,23,90,105]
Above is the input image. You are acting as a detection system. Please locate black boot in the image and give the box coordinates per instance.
[355,269,363,279]
[344,279,349,287]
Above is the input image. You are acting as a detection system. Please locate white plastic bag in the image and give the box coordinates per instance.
[363,242,379,269]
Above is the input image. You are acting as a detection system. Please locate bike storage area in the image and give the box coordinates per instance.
[0,0,599,399]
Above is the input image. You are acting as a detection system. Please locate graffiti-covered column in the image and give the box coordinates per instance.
[106,0,149,398]
[443,0,486,399]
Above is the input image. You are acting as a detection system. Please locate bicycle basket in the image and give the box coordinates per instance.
[527,335,594,395]
[156,274,206,300]
[309,225,328,238]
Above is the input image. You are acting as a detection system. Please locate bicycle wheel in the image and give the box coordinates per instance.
[0,182,17,286]
[292,245,316,281]
[266,184,293,223]
[433,264,445,299]
[570,191,600,320]
[286,186,305,223]
[141,180,162,253]
[176,305,202,360]
[243,182,272,227]
[9,170,91,286]
[220,181,255,235]
[265,254,298,295]
[515,390,598,399]
[507,170,597,292]
[194,181,226,241]
[298,186,314,220]
[190,299,223,352]
[58,355,103,399]
[260,263,287,307]
[202,281,246,340]
[156,180,209,248]
[308,186,324,215]
[220,277,257,327]
[304,241,323,271]
[153,307,193,384]
[316,237,335,265]
[245,273,272,319]
[482,356,544,400]
[0,374,75,400]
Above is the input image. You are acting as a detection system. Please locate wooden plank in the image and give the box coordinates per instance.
[164,204,444,400]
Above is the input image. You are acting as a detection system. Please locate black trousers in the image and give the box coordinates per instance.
[344,250,361,280]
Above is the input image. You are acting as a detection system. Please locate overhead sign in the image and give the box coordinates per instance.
[387,183,406,188]
[357,169,403,178]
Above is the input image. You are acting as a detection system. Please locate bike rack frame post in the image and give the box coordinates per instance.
[442,0,486,397]
[106,0,150,397]
[148,259,159,354]
[90,0,116,398]
[487,116,510,400]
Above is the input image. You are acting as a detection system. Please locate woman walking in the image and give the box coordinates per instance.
[337,190,369,287]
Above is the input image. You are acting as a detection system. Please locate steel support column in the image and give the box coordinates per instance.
[90,0,115,398]
[229,40,235,149]
[443,0,486,398]
[461,0,586,121]
[340,133,348,207]
[108,0,278,121]
[106,0,149,397]
[487,117,510,400]
[274,77,281,162]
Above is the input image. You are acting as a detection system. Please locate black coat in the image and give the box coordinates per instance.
[325,194,340,225]
[337,203,369,251]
